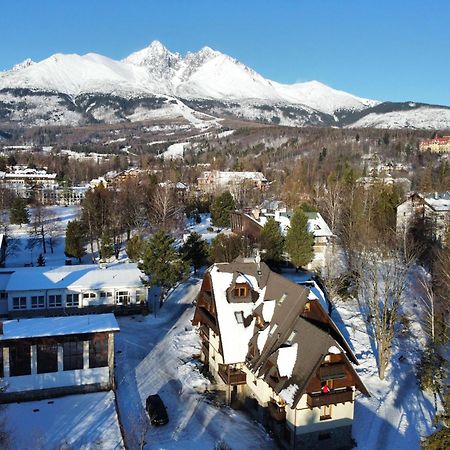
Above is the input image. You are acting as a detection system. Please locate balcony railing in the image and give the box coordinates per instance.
[307,388,353,408]
[267,400,286,422]
[218,364,247,385]
[197,307,219,334]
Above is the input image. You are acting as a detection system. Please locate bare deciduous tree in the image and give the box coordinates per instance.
[356,248,413,379]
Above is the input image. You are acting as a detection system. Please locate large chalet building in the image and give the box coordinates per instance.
[193,260,368,450]
[396,191,450,242]
[419,136,450,153]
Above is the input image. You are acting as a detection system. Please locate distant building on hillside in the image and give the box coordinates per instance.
[231,204,333,270]
[0,262,148,318]
[193,260,369,450]
[0,313,119,402]
[396,191,450,242]
[197,170,268,193]
[419,136,450,153]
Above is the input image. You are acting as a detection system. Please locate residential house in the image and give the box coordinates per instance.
[0,313,119,402]
[0,262,148,318]
[231,205,333,269]
[396,192,450,242]
[193,260,368,450]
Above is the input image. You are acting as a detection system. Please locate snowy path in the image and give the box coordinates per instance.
[115,276,274,450]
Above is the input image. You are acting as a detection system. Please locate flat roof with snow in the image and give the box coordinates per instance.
[1,262,146,292]
[0,313,119,341]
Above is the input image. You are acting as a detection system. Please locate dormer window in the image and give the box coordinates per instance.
[279,293,287,304]
[234,286,248,297]
[269,324,278,335]
[286,330,296,345]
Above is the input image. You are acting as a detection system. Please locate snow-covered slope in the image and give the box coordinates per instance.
[1,40,449,129]
[348,106,450,130]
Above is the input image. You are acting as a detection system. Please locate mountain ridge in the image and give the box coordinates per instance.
[0,40,449,130]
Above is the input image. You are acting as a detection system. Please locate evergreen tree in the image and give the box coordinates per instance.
[210,191,235,227]
[100,230,114,260]
[126,235,143,262]
[139,231,189,304]
[10,197,29,226]
[260,218,284,264]
[285,208,314,270]
[65,220,86,263]
[36,253,45,267]
[181,232,209,273]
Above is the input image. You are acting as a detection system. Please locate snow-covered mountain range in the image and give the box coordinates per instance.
[1,40,449,129]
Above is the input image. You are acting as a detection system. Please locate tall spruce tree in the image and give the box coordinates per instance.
[210,191,235,227]
[65,220,86,263]
[10,197,29,226]
[139,230,189,304]
[181,232,209,273]
[100,230,114,260]
[260,218,284,264]
[285,208,314,270]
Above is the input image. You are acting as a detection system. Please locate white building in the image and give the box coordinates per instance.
[197,170,268,193]
[396,192,450,242]
[0,313,119,402]
[0,262,148,318]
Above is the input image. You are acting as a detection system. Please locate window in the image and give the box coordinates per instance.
[31,295,45,309]
[48,295,62,308]
[115,291,130,305]
[279,293,288,304]
[83,292,96,299]
[89,335,108,368]
[286,330,297,345]
[66,293,79,307]
[63,341,84,371]
[0,292,7,300]
[37,343,58,373]
[9,343,31,376]
[233,286,247,297]
[269,324,278,335]
[12,297,27,310]
[234,311,244,324]
[100,292,106,298]
[136,290,145,302]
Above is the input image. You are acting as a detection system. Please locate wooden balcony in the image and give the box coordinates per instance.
[267,400,286,422]
[196,307,219,334]
[307,388,353,408]
[319,363,346,381]
[218,364,247,385]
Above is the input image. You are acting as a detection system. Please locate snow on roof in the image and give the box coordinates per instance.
[305,212,333,237]
[279,384,298,407]
[209,265,261,364]
[257,326,270,353]
[277,343,298,378]
[0,313,119,341]
[262,299,276,323]
[2,262,146,292]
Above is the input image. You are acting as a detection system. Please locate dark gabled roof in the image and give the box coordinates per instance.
[204,259,369,406]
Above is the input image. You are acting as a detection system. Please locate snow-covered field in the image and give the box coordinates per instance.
[115,276,275,450]
[4,391,124,450]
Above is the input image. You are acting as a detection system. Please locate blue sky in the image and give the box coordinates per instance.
[1,0,449,105]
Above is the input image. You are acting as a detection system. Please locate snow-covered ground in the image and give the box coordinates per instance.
[185,213,231,244]
[4,391,124,449]
[115,276,275,450]
[5,205,88,267]
[157,142,188,159]
[284,266,436,449]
